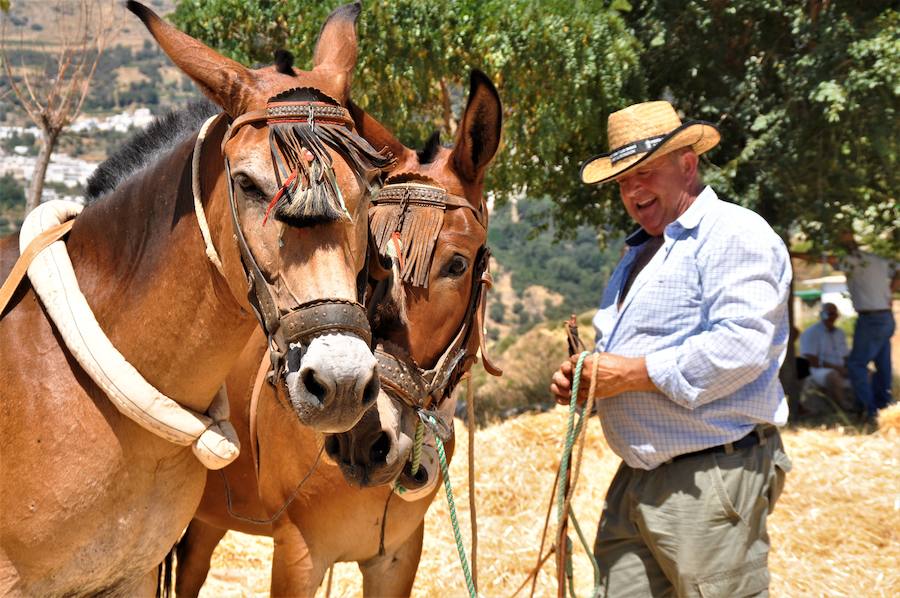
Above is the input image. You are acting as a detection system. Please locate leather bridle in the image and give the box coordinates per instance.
[368,181,502,427]
[217,94,391,378]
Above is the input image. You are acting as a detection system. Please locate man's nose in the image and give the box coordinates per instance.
[618,176,638,197]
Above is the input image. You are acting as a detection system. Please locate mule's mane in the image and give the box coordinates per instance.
[416,131,442,165]
[85,99,219,203]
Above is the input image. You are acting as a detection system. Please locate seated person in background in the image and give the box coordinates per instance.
[798,302,855,414]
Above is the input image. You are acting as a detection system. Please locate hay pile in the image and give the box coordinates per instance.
[202,410,900,597]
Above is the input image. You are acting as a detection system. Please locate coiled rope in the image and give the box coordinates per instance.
[556,351,601,598]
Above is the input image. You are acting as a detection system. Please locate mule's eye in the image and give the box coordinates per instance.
[445,254,469,278]
[234,173,263,198]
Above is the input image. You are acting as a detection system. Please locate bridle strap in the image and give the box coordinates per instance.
[221,102,354,152]
[278,298,371,347]
[249,348,271,481]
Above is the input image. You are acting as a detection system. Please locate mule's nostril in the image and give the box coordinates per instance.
[302,370,329,406]
[324,435,340,459]
[370,432,391,464]
[362,373,379,406]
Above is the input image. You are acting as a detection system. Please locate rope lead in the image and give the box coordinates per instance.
[557,351,601,598]
[428,413,478,598]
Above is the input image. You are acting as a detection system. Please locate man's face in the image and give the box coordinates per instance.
[821,304,839,330]
[616,150,698,236]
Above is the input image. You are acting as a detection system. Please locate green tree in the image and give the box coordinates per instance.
[0,173,24,208]
[617,1,898,253]
[172,0,642,234]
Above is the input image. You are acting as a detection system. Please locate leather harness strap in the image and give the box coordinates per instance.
[0,219,74,316]
[249,349,271,481]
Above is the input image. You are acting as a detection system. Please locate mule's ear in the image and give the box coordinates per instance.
[312,2,361,103]
[127,1,254,117]
[451,70,502,184]
[348,101,409,170]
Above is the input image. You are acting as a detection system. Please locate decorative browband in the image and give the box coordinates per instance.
[373,183,449,209]
[265,101,354,128]
[609,134,666,164]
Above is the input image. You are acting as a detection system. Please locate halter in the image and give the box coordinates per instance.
[217,91,394,377]
[369,179,501,421]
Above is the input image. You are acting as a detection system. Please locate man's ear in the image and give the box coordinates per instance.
[679,149,699,183]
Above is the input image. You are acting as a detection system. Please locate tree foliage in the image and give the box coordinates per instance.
[621,1,898,254]
[172,0,643,238]
[172,1,897,254]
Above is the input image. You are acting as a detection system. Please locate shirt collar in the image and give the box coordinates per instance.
[668,185,717,232]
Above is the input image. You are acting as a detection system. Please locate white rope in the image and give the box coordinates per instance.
[192,114,227,279]
[20,200,240,470]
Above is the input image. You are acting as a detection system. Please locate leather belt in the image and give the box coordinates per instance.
[666,425,777,465]
[856,309,891,315]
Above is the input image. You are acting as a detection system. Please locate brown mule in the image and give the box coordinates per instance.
[174,71,503,597]
[0,3,391,595]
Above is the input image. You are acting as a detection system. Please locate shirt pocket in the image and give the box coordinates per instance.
[632,270,702,336]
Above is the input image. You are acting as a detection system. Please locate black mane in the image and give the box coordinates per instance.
[417,130,441,165]
[85,99,219,202]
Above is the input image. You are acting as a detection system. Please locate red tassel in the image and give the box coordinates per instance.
[263,170,298,225]
[390,231,405,270]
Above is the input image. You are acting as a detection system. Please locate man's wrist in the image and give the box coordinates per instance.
[626,356,657,393]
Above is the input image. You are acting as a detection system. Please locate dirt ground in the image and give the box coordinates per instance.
[196,410,899,598]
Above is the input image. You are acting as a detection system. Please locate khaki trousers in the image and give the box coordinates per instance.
[594,432,792,597]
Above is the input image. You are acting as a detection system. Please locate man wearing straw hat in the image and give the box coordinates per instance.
[551,100,793,597]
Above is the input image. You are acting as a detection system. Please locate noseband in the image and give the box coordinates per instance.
[369,181,501,427]
[218,92,392,376]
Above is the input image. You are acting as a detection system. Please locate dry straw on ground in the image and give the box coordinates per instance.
[201,410,900,597]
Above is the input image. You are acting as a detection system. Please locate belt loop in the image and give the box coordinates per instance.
[756,425,768,446]
[723,442,735,455]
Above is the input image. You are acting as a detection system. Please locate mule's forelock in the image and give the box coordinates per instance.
[417,131,442,165]
[266,88,395,227]
[370,268,409,340]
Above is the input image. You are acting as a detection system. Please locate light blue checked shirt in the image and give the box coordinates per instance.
[592,186,791,469]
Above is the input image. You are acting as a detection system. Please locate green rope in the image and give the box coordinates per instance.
[428,413,477,598]
[556,351,601,598]
[410,419,425,476]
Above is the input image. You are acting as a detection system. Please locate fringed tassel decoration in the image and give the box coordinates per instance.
[369,203,444,288]
[398,204,443,288]
[267,122,395,224]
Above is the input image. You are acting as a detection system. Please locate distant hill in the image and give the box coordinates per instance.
[484,198,622,340]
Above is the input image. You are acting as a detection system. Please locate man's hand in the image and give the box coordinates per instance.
[549,352,658,406]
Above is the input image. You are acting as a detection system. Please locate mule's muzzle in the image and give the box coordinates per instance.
[322,403,408,487]
[284,333,378,433]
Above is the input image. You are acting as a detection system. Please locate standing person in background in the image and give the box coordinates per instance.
[550,100,792,597]
[798,302,854,414]
[794,232,898,422]
[839,232,898,421]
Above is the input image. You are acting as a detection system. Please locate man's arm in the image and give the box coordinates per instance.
[644,230,790,409]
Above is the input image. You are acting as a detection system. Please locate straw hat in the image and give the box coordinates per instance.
[580,100,720,185]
